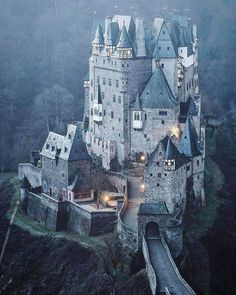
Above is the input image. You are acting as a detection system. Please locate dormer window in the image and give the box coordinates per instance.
[68,134,71,140]
[46,144,49,149]
[64,147,68,153]
[52,146,55,151]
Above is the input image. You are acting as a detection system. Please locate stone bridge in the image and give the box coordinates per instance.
[118,175,196,295]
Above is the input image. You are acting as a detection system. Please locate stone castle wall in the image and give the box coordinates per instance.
[130,107,177,158]
[18,163,41,188]
[144,162,187,213]
[26,191,116,235]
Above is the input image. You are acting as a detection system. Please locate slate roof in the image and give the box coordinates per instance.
[41,124,90,161]
[117,24,133,48]
[140,67,177,109]
[179,116,201,158]
[148,135,187,169]
[112,15,136,40]
[153,40,177,59]
[179,96,198,122]
[149,135,169,163]
[92,24,104,45]
[152,21,177,59]
[138,202,169,215]
[67,175,84,191]
[133,93,141,111]
[106,22,120,46]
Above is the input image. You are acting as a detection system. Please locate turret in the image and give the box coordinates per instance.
[92,24,104,55]
[117,24,133,59]
[93,84,103,123]
[132,93,142,129]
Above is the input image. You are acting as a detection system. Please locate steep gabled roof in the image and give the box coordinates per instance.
[117,24,133,48]
[149,135,169,163]
[179,116,201,158]
[106,22,120,46]
[180,96,198,119]
[92,24,104,45]
[67,174,83,191]
[140,67,177,109]
[133,93,141,111]
[152,21,177,58]
[41,124,90,161]
[148,135,187,169]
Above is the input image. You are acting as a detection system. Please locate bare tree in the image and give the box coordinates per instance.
[91,167,105,209]
[97,233,127,295]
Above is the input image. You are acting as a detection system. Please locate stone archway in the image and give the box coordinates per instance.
[145,222,160,239]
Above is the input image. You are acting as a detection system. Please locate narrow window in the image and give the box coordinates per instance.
[109,79,112,86]
[162,120,165,125]
[118,96,121,103]
[103,78,106,85]
[111,111,114,119]
[113,95,116,102]
[116,80,119,87]
[161,63,164,69]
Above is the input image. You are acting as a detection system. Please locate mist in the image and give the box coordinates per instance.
[0,0,235,171]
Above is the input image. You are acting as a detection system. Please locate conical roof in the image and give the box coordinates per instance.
[150,136,168,163]
[140,67,177,109]
[93,24,104,45]
[133,93,141,111]
[179,116,201,157]
[117,24,132,48]
[106,22,119,46]
[165,137,176,160]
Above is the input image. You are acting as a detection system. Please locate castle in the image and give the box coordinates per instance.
[19,14,204,295]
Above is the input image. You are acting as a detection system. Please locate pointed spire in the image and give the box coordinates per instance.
[117,24,132,48]
[165,137,176,160]
[92,24,104,45]
[179,116,201,157]
[133,93,141,111]
[97,84,102,104]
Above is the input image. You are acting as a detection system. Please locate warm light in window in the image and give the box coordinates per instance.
[140,183,145,192]
[170,126,181,139]
[140,154,146,162]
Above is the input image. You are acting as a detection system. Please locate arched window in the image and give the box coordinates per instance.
[134,112,140,121]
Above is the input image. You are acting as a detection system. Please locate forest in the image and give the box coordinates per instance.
[0,0,235,171]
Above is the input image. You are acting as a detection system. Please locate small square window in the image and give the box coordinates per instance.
[150,173,153,177]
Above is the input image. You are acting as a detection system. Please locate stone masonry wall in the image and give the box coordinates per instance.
[130,108,177,158]
[144,162,187,213]
[18,163,41,188]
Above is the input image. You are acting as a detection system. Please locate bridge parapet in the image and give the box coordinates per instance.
[142,236,157,295]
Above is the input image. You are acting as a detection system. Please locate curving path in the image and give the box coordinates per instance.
[146,237,195,295]
[122,176,142,231]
